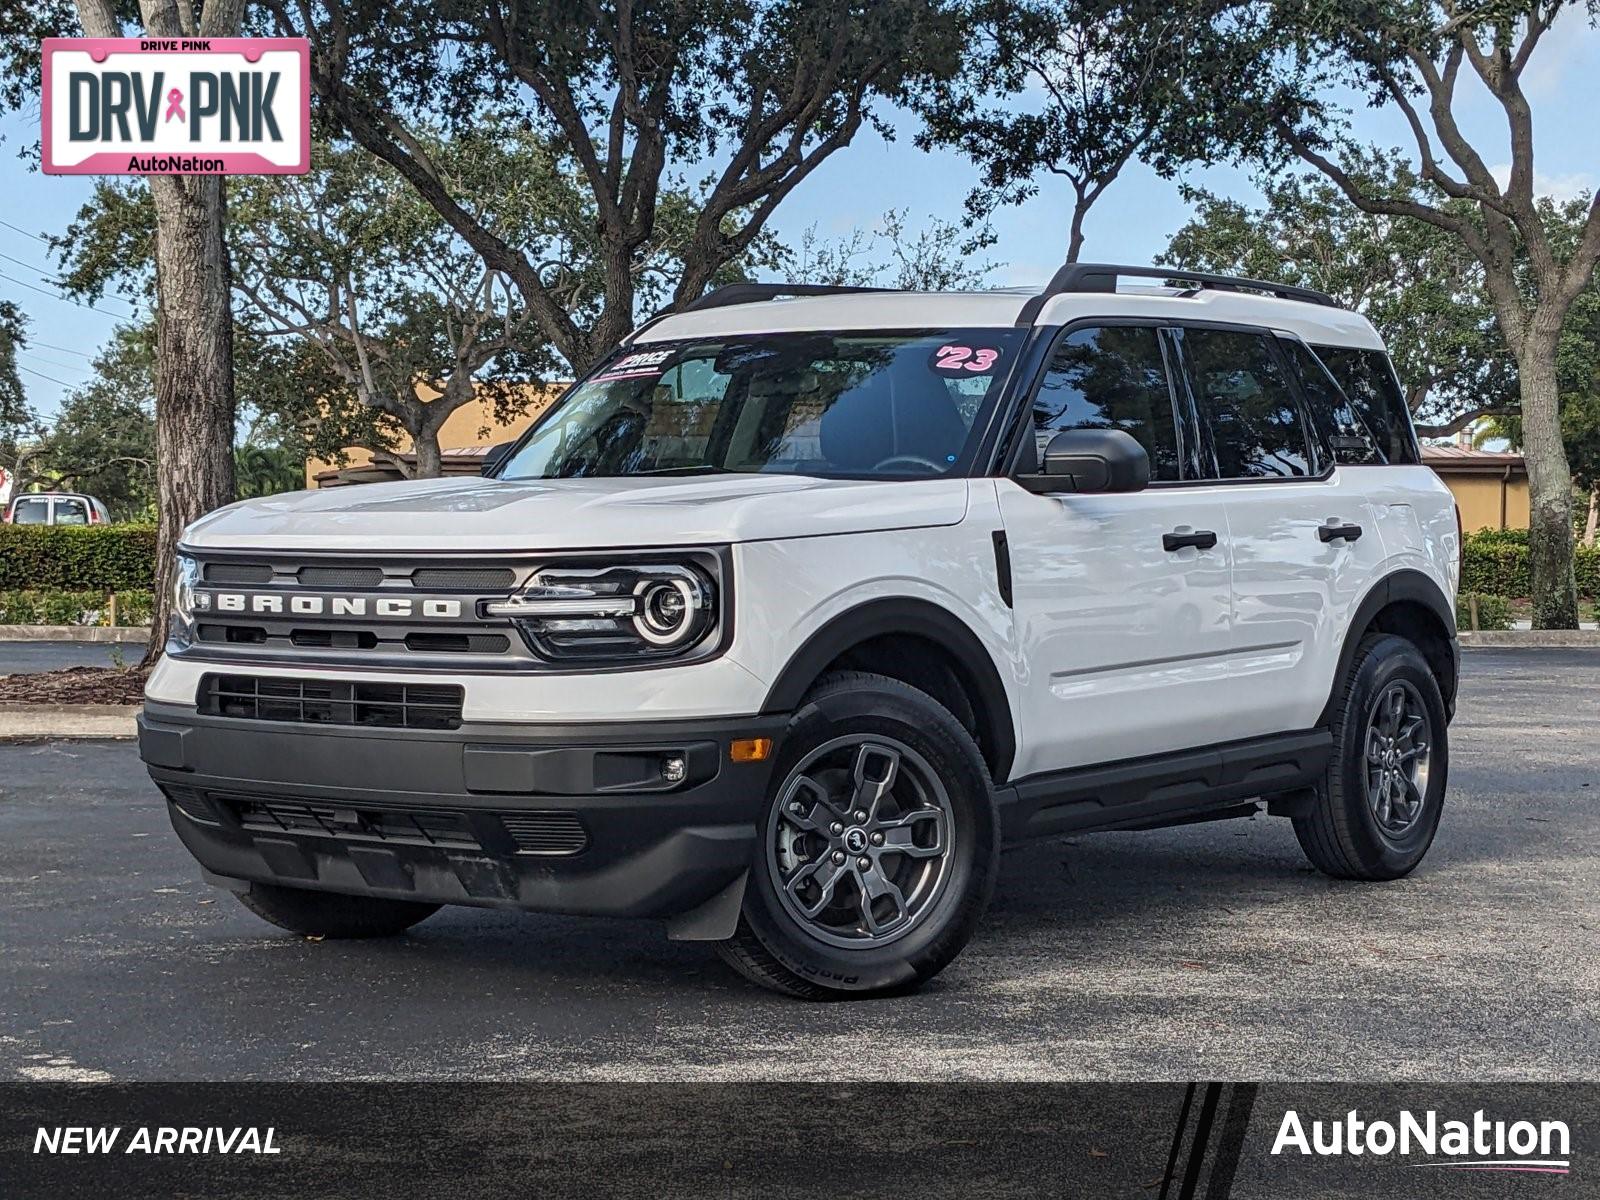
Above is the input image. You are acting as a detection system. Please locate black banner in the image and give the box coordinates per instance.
[1,1083,1590,1198]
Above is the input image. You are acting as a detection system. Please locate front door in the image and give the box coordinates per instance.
[998,323,1238,778]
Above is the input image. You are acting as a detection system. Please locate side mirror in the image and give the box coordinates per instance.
[1018,428,1150,494]
[481,441,516,477]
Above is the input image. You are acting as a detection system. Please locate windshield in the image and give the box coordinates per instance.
[497,329,1025,481]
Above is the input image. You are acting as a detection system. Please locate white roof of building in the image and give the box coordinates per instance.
[635,282,1385,352]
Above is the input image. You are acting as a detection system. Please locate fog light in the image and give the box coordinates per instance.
[730,738,773,763]
[661,755,687,784]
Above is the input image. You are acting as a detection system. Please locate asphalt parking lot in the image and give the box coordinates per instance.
[0,641,129,675]
[1,648,1595,1082]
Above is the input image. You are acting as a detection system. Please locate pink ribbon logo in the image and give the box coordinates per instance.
[164,88,185,123]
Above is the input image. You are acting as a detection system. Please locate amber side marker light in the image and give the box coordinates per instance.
[730,738,773,763]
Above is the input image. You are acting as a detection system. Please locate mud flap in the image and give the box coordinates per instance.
[665,870,748,942]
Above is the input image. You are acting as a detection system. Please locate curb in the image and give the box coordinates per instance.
[0,625,150,643]
[0,703,139,740]
[1459,630,1600,648]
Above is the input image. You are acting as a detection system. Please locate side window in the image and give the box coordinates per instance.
[1282,338,1382,465]
[1312,345,1421,465]
[1031,325,1184,482]
[1179,328,1314,479]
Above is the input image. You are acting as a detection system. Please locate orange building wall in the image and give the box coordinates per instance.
[1444,472,1531,531]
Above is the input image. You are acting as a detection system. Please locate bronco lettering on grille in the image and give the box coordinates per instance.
[198,593,464,619]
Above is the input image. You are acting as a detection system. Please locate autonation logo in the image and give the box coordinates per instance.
[1272,1108,1571,1175]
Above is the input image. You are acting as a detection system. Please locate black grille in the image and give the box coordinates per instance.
[197,624,268,644]
[501,812,589,856]
[200,674,464,730]
[297,565,384,588]
[289,629,380,650]
[410,567,516,591]
[228,798,481,849]
[160,785,220,826]
[404,632,510,654]
[204,562,272,584]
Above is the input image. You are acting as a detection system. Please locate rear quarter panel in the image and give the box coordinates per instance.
[1364,466,1461,603]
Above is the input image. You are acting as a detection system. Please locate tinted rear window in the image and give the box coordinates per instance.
[1283,340,1381,466]
[10,498,49,524]
[52,498,89,525]
[1311,346,1420,465]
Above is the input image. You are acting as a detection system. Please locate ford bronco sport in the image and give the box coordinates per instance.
[139,263,1460,998]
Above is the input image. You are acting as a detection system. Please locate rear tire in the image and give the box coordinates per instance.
[1295,633,1448,880]
[717,671,999,999]
[233,882,440,938]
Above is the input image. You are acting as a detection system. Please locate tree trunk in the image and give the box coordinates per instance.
[411,431,443,479]
[73,0,241,668]
[1517,336,1578,629]
[1065,197,1088,264]
[1584,488,1598,549]
[142,174,238,666]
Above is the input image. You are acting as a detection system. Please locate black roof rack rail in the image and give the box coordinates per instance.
[1015,262,1337,325]
[622,282,901,345]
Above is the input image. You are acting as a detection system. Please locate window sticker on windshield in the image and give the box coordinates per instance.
[930,344,1003,375]
[593,348,675,382]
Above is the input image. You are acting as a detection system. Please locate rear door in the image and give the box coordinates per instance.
[1170,325,1390,737]
[996,322,1238,776]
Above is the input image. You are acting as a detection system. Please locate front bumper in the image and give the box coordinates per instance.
[139,701,786,922]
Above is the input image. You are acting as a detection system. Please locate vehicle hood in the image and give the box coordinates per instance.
[183,474,972,552]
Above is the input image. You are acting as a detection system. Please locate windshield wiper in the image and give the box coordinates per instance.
[635,465,741,476]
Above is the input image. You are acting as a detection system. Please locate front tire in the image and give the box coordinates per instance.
[717,671,1000,999]
[1295,633,1448,880]
[233,881,441,938]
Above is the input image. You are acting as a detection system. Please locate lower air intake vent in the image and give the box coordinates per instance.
[499,812,588,856]
[228,798,480,848]
[200,674,464,730]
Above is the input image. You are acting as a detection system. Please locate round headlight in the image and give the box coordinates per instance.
[633,576,698,645]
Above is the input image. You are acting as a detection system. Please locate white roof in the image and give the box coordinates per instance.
[635,283,1385,352]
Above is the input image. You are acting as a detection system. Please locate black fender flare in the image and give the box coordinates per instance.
[760,597,1017,781]
[1319,568,1459,726]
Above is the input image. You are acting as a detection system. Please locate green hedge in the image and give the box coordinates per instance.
[1455,591,1513,632]
[1462,531,1600,600]
[0,588,154,626]
[0,525,156,591]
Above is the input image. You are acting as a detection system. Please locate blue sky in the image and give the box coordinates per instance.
[2,9,1597,419]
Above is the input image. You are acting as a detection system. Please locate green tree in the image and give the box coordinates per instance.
[914,0,1266,260]
[233,442,306,499]
[1237,0,1600,627]
[34,324,158,519]
[0,300,46,495]
[784,209,998,290]
[1161,157,1517,437]
[59,131,784,476]
[262,0,967,373]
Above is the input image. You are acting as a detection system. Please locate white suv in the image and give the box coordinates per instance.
[139,264,1461,998]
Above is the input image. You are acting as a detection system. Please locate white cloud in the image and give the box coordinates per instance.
[1487,163,1595,203]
